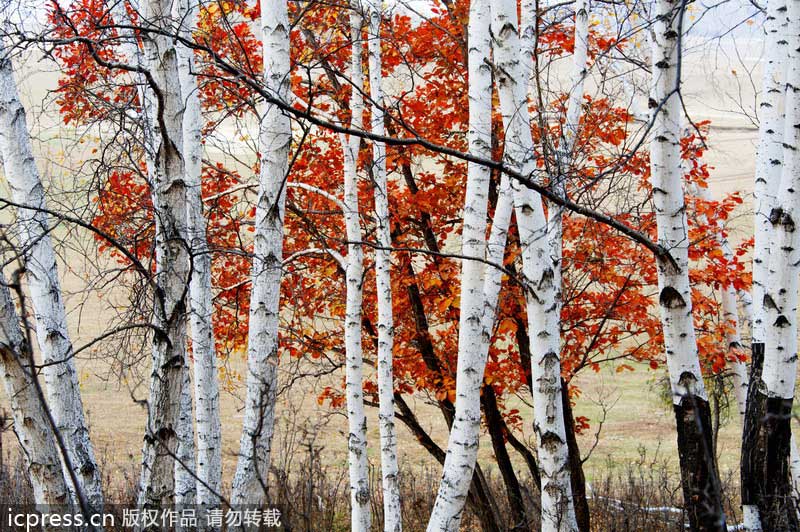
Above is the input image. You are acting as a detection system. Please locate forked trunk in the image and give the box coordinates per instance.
[491,0,578,529]
[743,1,800,529]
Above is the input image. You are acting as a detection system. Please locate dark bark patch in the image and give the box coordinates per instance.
[673,397,726,532]
[741,344,800,531]
[659,286,686,309]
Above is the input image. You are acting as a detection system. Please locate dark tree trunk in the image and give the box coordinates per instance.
[483,385,529,530]
[561,379,590,532]
[741,344,799,532]
[674,391,726,532]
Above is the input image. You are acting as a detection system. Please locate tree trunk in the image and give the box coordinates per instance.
[648,2,725,530]
[340,8,371,531]
[230,0,291,508]
[0,42,104,512]
[482,386,528,531]
[174,367,196,512]
[742,0,790,528]
[560,381,589,532]
[173,0,222,516]
[135,0,192,522]
[426,0,494,528]
[394,394,502,532]
[745,2,800,529]
[366,4,401,529]
[0,273,70,518]
[491,0,578,530]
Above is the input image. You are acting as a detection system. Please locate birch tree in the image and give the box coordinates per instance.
[135,0,191,516]
[741,1,800,529]
[366,1,401,528]
[491,0,578,528]
[230,0,291,507]
[426,0,494,528]
[341,7,371,530]
[174,0,223,514]
[0,41,104,512]
[0,271,70,520]
[741,0,791,528]
[648,1,725,530]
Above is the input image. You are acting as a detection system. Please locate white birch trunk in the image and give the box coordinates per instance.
[762,0,800,404]
[650,2,727,529]
[341,7,371,530]
[547,0,589,329]
[0,272,70,516]
[173,0,223,514]
[426,0,493,528]
[649,0,707,407]
[492,1,578,530]
[752,0,788,348]
[136,0,191,516]
[742,2,793,528]
[752,5,800,522]
[721,285,748,416]
[0,43,104,511]
[230,0,291,507]
[366,2,401,529]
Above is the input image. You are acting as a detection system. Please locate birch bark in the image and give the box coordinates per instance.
[491,0,578,529]
[746,2,800,528]
[741,0,792,528]
[426,0,493,528]
[341,7,371,530]
[0,42,103,512]
[173,0,223,514]
[649,1,725,530]
[174,368,196,511]
[230,0,291,507]
[135,0,191,519]
[0,272,70,519]
[366,2,401,529]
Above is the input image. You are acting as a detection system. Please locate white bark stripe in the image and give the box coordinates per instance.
[0,42,104,511]
[752,0,788,345]
[136,0,191,515]
[231,0,291,507]
[341,7,371,531]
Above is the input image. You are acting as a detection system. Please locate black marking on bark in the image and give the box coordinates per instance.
[763,293,779,311]
[659,286,686,309]
[775,314,791,328]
